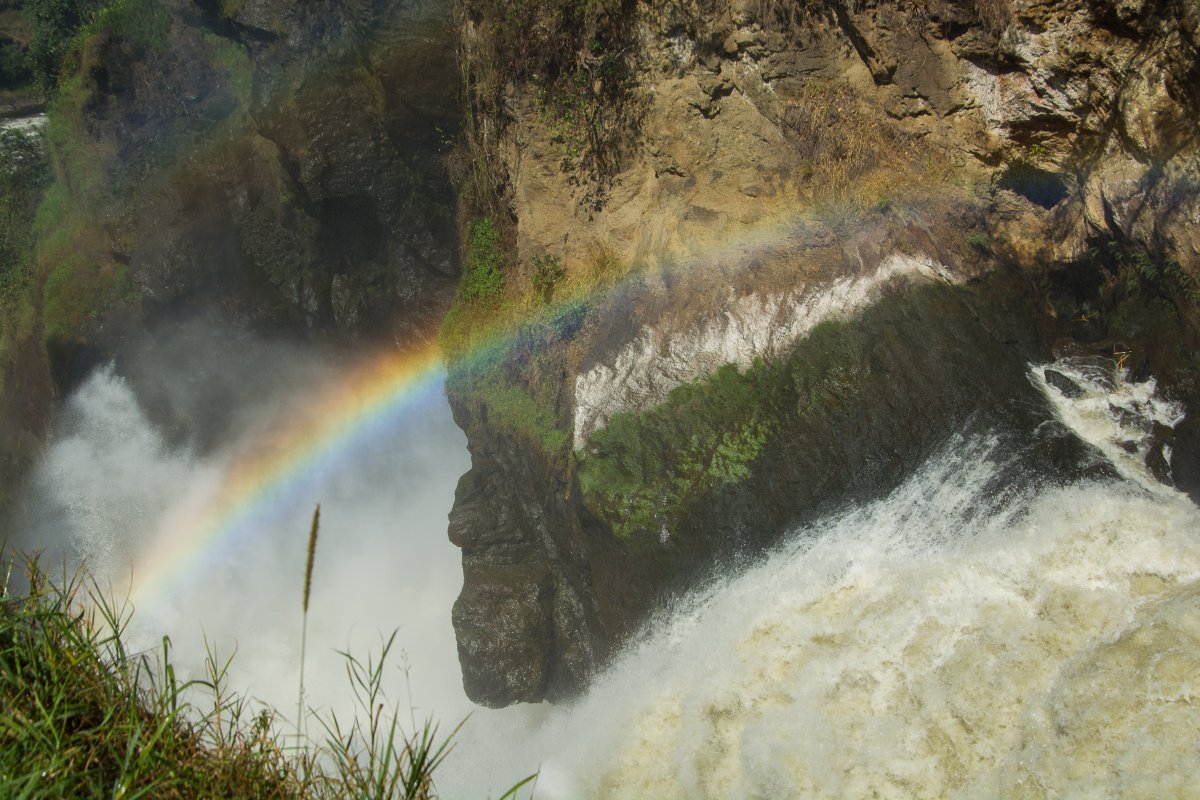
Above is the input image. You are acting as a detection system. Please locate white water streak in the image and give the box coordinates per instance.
[573,253,954,447]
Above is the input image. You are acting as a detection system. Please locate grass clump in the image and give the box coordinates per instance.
[0,558,303,798]
[0,548,538,799]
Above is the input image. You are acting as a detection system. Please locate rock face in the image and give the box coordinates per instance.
[0,0,460,495]
[94,0,460,346]
[447,0,1200,705]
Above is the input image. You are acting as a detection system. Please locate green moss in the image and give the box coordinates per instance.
[82,0,169,50]
[40,252,115,341]
[477,374,569,455]
[578,362,778,540]
[204,31,252,108]
[577,296,895,542]
[44,72,107,200]
[0,128,51,301]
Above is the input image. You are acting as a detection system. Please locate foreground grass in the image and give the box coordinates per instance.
[0,555,534,799]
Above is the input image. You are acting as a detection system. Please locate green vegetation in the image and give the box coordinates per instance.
[0,126,49,404]
[577,298,894,542]
[0,42,35,92]
[475,371,569,455]
[459,0,637,184]
[530,254,565,303]
[579,363,777,540]
[204,30,252,108]
[965,231,991,252]
[19,0,181,364]
[22,0,166,94]
[1,559,302,797]
[439,217,510,358]
[83,0,169,50]
[0,551,536,798]
[0,126,49,299]
[26,0,106,92]
[461,217,505,304]
[1105,243,1200,305]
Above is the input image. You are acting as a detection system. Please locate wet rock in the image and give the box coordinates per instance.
[1044,369,1085,398]
[1169,416,1200,501]
[452,565,554,706]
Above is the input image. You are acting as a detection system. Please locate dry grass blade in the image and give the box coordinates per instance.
[303,504,321,614]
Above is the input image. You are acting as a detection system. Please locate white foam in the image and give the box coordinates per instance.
[1032,357,1186,493]
[441,437,1200,799]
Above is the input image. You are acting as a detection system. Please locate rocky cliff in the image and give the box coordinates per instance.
[0,0,459,499]
[446,0,1200,705]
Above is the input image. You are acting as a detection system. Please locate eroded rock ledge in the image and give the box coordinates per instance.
[573,252,957,446]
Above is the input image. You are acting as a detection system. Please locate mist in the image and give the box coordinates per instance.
[12,319,1196,800]
[10,320,475,733]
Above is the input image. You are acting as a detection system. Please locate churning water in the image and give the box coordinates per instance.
[14,341,1200,799]
[446,362,1200,799]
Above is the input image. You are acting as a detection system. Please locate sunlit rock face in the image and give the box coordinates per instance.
[446,0,1200,706]
[572,253,956,448]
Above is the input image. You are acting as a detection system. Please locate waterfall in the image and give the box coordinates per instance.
[14,341,1198,799]
[442,362,1200,799]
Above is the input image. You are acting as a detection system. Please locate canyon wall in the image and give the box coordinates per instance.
[446,0,1200,705]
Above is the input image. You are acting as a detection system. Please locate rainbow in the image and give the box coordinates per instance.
[124,212,817,606]
[128,341,451,605]
[123,202,935,607]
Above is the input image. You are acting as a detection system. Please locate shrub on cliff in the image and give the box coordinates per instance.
[0,126,49,297]
[26,0,106,91]
[0,40,35,92]
[462,217,505,304]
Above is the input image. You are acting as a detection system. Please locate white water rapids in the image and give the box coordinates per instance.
[13,343,1200,799]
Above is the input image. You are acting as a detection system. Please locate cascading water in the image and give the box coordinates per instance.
[12,334,475,729]
[13,341,1199,799]
[440,360,1200,799]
